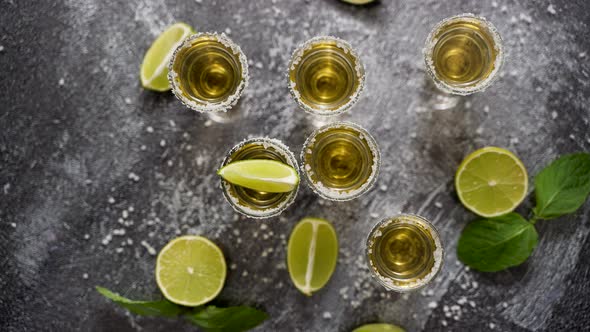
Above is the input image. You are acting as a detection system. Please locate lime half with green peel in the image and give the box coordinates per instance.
[455,146,528,218]
[218,160,299,193]
[140,22,194,91]
[352,323,406,332]
[156,235,226,306]
[287,217,338,296]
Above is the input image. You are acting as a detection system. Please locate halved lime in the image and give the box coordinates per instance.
[218,160,299,193]
[155,235,226,306]
[140,22,194,91]
[455,146,528,218]
[353,323,406,332]
[341,0,375,4]
[287,217,338,296]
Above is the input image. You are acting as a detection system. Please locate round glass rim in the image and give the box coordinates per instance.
[219,137,300,219]
[300,121,380,201]
[365,213,444,292]
[422,13,504,96]
[287,35,366,116]
[168,32,249,113]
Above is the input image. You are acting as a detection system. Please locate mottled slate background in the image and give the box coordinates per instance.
[1,0,589,331]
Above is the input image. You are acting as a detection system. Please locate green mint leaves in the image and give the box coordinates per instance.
[96,287,186,317]
[96,287,268,332]
[185,305,269,332]
[457,213,538,272]
[458,153,590,272]
[533,153,590,219]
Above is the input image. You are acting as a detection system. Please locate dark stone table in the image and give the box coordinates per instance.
[1,0,589,331]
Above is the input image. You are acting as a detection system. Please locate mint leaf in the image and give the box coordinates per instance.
[533,153,590,219]
[457,213,538,272]
[96,286,185,317]
[185,305,268,332]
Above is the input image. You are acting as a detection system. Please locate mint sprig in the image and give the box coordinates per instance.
[458,153,590,272]
[185,305,269,332]
[533,153,590,220]
[97,287,267,332]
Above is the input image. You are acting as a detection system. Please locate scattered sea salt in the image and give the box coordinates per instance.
[82,273,89,279]
[108,197,115,204]
[58,78,65,86]
[322,312,332,319]
[547,4,556,15]
[146,126,154,133]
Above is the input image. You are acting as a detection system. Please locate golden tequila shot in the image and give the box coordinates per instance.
[366,214,444,292]
[289,36,365,116]
[220,138,299,219]
[301,121,379,201]
[423,14,503,95]
[169,32,248,113]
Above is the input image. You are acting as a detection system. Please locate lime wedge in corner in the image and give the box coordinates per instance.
[140,22,194,91]
[341,0,375,4]
[455,146,528,218]
[287,217,338,296]
[352,323,406,332]
[218,160,299,193]
[156,235,226,306]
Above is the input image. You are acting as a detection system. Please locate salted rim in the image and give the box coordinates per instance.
[219,137,300,219]
[423,13,504,96]
[168,32,249,113]
[300,121,380,201]
[288,36,366,116]
[365,214,445,293]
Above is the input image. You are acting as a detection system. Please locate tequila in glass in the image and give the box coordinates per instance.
[301,121,379,201]
[423,13,503,95]
[169,32,248,113]
[288,36,365,116]
[220,137,299,219]
[366,214,444,292]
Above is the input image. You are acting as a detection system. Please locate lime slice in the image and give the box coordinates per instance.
[455,146,528,218]
[140,22,194,91]
[218,160,299,193]
[155,235,226,306]
[341,0,375,4]
[287,217,338,296]
[353,323,406,332]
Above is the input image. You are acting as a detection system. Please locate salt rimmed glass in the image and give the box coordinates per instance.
[169,32,249,113]
[366,214,444,292]
[220,137,299,219]
[300,121,380,201]
[288,36,365,116]
[423,13,504,95]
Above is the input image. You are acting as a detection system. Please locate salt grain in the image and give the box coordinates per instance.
[141,240,157,255]
[547,4,556,15]
[146,126,154,133]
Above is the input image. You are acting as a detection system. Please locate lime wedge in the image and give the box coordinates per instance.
[341,0,375,4]
[353,323,406,332]
[218,160,299,193]
[455,146,528,218]
[140,22,194,91]
[287,217,338,296]
[155,235,226,306]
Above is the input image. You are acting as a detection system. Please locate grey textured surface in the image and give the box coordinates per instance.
[1,0,589,331]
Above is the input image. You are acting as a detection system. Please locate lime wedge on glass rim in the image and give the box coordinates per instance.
[455,146,528,218]
[217,160,299,193]
[352,323,406,332]
[287,217,338,296]
[155,235,226,307]
[140,22,194,91]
